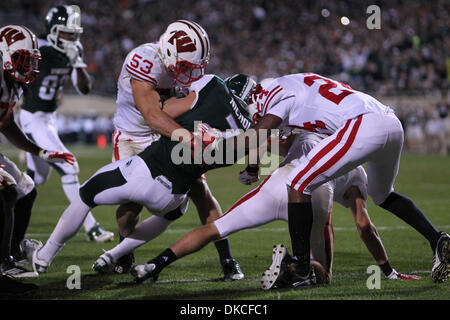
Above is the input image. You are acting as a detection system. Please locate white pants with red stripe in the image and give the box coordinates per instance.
[111,129,160,162]
[288,112,403,205]
[214,163,335,274]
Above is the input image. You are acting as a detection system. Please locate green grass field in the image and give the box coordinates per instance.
[2,145,449,300]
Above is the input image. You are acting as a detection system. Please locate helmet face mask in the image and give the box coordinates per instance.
[0,25,41,85]
[45,5,83,53]
[160,20,210,85]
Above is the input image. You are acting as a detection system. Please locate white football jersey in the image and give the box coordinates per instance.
[256,73,393,135]
[113,42,175,136]
[0,74,22,128]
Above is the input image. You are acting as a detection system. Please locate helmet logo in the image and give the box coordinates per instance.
[168,30,196,53]
[0,27,25,46]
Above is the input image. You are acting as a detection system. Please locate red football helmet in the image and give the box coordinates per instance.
[0,25,41,84]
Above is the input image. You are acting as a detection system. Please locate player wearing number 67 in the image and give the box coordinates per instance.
[19,5,114,242]
[210,73,450,285]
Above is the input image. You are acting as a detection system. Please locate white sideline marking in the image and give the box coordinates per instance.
[25,225,450,238]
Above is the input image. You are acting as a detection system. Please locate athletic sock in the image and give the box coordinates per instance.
[147,248,177,274]
[379,260,394,277]
[61,175,98,232]
[214,238,233,262]
[380,192,440,250]
[288,202,313,276]
[38,197,91,264]
[11,188,37,258]
[107,215,172,262]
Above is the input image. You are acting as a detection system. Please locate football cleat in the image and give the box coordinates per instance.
[221,258,244,280]
[431,232,450,283]
[114,252,135,274]
[0,258,38,279]
[131,263,159,283]
[20,239,48,274]
[387,269,422,280]
[92,252,115,274]
[261,244,317,290]
[86,223,114,242]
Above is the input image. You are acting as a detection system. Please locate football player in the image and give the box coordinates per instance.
[205,73,449,285]
[19,5,114,242]
[20,74,253,279]
[108,20,243,278]
[129,126,420,285]
[0,24,74,293]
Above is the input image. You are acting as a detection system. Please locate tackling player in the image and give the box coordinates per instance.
[129,127,420,285]
[20,74,253,278]
[108,20,243,279]
[0,24,74,293]
[19,5,114,242]
[207,73,449,285]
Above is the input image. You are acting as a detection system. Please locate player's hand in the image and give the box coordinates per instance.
[238,165,260,185]
[191,123,223,164]
[0,165,17,190]
[65,41,87,68]
[38,149,75,165]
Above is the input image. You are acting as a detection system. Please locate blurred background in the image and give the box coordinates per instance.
[1,0,449,154]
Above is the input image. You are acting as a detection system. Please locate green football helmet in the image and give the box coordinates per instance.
[225,74,257,104]
[45,5,83,53]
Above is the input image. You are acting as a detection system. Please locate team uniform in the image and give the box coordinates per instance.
[0,71,35,199]
[255,73,398,205]
[213,130,368,276]
[20,38,80,182]
[112,42,177,161]
[23,75,252,271]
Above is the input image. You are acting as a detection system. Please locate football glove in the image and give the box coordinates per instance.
[0,165,17,190]
[38,149,75,165]
[65,41,87,68]
[238,165,260,185]
[191,123,224,164]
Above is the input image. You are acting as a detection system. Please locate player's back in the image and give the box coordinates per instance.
[261,73,393,135]
[22,38,72,113]
[114,42,174,136]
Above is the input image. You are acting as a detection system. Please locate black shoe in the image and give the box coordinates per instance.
[261,244,316,290]
[221,258,244,280]
[114,252,135,274]
[0,275,38,295]
[1,257,38,279]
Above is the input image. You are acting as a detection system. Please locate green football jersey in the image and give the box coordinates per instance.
[139,75,252,194]
[21,38,72,113]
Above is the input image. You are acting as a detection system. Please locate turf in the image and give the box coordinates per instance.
[2,145,449,300]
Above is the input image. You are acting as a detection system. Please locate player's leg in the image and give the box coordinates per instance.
[309,183,334,283]
[131,174,284,282]
[188,175,243,280]
[365,115,448,282]
[21,110,113,241]
[0,185,18,272]
[286,115,375,286]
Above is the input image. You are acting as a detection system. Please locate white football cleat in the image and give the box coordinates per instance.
[20,239,48,274]
[131,263,159,283]
[432,232,450,283]
[86,223,114,243]
[261,244,287,290]
[387,269,422,280]
[92,252,115,274]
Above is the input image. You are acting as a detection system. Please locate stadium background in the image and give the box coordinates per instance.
[1,0,449,154]
[0,0,449,300]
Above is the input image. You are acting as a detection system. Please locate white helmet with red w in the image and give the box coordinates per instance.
[0,25,41,84]
[159,20,210,85]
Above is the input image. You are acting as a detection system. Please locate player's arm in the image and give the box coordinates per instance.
[344,186,388,265]
[162,91,197,119]
[0,115,75,164]
[72,67,91,95]
[131,79,191,141]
